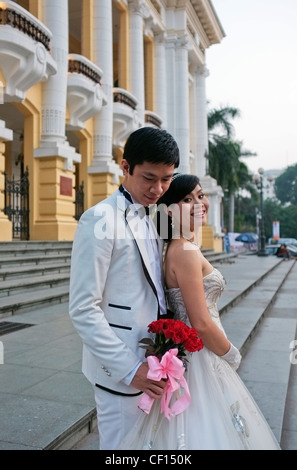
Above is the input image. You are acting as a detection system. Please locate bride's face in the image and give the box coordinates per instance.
[170,184,209,238]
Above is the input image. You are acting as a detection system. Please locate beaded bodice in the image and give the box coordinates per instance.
[166,268,226,327]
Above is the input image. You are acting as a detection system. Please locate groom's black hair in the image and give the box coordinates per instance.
[123,127,180,174]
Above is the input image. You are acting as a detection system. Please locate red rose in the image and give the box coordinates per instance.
[142,318,203,359]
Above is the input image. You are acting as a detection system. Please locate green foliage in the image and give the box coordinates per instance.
[207,105,256,194]
[274,164,297,205]
[208,106,241,140]
[207,105,297,239]
[254,198,297,240]
[262,199,281,238]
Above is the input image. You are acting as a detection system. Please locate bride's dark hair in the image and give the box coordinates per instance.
[156,173,200,241]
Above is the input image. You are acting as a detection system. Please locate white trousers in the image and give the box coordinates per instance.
[93,385,143,450]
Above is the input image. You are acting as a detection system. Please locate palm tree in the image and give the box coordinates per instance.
[208,106,241,141]
[207,105,256,231]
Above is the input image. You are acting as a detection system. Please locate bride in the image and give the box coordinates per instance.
[118,173,281,450]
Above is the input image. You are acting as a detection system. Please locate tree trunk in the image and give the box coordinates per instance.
[229,192,235,232]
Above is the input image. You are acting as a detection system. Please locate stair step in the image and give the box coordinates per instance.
[44,409,97,450]
[0,245,72,257]
[0,273,70,297]
[0,285,69,318]
[217,257,282,316]
[0,263,70,281]
[221,259,296,443]
[205,251,239,263]
[221,259,295,352]
[0,253,71,268]
[0,241,73,249]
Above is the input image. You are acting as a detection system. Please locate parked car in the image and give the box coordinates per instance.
[266,242,297,257]
[268,237,297,246]
[266,244,280,256]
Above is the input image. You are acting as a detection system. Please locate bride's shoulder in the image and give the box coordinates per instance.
[166,238,186,253]
[166,238,203,263]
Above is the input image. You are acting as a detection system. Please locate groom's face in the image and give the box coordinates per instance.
[121,160,175,206]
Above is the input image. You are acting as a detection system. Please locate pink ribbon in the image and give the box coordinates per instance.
[138,348,191,420]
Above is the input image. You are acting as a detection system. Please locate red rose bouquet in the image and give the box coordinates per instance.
[140,318,203,359]
[138,318,203,419]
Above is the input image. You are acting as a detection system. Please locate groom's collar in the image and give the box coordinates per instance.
[120,184,157,217]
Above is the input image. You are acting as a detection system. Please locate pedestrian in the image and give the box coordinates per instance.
[276,244,290,260]
[119,173,281,450]
[69,126,180,450]
[224,227,230,253]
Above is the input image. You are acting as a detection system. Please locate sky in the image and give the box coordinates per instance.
[205,0,297,175]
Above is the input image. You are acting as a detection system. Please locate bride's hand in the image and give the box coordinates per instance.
[220,342,242,370]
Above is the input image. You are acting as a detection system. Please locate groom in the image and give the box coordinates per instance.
[69,126,180,449]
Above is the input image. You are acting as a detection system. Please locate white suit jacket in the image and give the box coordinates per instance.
[69,189,164,395]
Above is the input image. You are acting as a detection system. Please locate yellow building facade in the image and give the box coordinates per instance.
[0,0,224,250]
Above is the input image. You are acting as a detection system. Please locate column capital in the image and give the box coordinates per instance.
[128,0,150,18]
[195,64,209,78]
[176,34,191,50]
[154,30,167,43]
[165,33,178,48]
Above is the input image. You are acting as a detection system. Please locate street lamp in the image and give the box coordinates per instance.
[253,168,268,256]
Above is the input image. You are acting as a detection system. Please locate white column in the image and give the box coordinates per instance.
[34,0,80,169]
[128,0,149,125]
[165,35,176,138]
[0,120,12,142]
[193,65,209,178]
[175,35,190,174]
[200,175,224,237]
[90,0,120,180]
[154,32,167,129]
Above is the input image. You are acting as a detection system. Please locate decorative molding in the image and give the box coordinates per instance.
[67,54,106,130]
[0,3,56,102]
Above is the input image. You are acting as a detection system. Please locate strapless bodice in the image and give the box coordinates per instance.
[166,268,226,326]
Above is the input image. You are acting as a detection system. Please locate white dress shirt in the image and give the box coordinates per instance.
[121,187,167,385]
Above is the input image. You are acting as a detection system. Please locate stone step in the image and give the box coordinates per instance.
[0,285,69,318]
[279,261,297,450]
[0,241,72,255]
[0,241,73,249]
[0,272,70,298]
[0,253,71,269]
[205,251,239,264]
[0,247,72,258]
[221,259,296,444]
[0,262,70,281]
[215,256,283,315]
[221,258,295,352]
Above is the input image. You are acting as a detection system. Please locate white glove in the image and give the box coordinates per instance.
[220,343,242,370]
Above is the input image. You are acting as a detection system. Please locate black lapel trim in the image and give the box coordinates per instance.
[124,207,160,318]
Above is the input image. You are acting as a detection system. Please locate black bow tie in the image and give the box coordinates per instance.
[119,184,151,216]
[119,184,133,203]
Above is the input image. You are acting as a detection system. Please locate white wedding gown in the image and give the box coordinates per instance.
[118,268,281,450]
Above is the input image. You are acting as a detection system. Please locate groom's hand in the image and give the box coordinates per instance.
[131,363,167,399]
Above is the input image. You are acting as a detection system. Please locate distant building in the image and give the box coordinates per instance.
[263,169,283,200]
